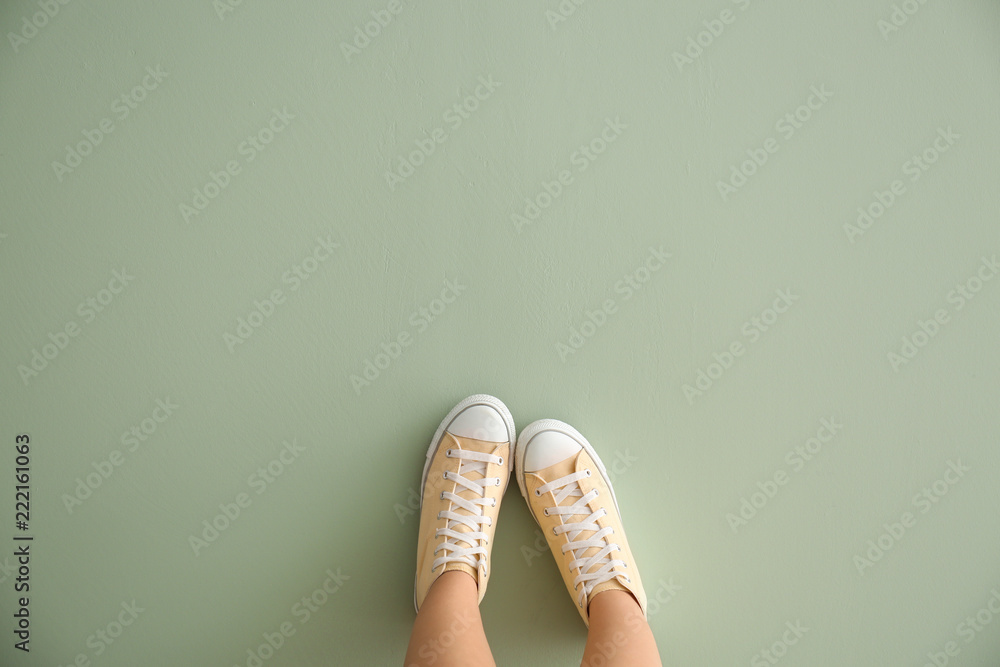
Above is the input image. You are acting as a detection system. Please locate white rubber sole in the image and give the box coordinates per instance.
[413,394,516,613]
[514,418,622,525]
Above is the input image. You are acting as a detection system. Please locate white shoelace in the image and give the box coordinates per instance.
[536,468,629,608]
[432,447,503,576]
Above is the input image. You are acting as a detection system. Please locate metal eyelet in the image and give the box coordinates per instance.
[495,478,502,486]
[446,449,452,457]
[535,489,541,496]
[497,456,503,465]
[543,508,549,516]
[440,492,445,500]
[443,472,448,479]
[552,527,558,536]
[585,469,592,477]
[491,498,497,507]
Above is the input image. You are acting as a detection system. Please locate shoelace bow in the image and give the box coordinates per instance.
[432,447,503,576]
[536,468,629,608]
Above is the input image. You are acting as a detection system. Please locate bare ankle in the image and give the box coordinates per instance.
[431,569,479,595]
[589,588,642,616]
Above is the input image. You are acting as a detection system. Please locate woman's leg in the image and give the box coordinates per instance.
[404,570,495,667]
[581,590,662,666]
[514,419,663,666]
[407,395,515,667]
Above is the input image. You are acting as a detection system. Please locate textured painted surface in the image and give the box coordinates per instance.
[2,1,999,665]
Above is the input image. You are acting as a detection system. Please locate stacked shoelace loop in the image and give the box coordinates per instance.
[535,468,629,607]
[433,447,503,577]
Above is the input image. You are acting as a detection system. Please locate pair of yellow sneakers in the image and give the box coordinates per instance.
[413,394,646,627]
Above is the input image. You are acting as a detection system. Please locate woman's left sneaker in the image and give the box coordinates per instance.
[413,394,516,612]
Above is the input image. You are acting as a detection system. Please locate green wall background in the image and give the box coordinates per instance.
[2,1,999,665]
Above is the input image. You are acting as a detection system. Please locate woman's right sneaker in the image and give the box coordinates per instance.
[514,419,648,628]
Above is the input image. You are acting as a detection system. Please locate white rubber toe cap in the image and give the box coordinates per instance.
[523,430,583,472]
[447,405,509,442]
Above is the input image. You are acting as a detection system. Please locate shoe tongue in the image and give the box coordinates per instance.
[534,450,579,480]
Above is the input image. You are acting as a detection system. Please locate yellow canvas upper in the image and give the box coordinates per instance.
[414,432,510,610]
[522,448,647,627]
